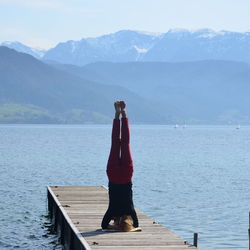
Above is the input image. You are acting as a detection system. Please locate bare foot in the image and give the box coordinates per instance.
[114,101,120,119]
[114,101,120,112]
[120,101,126,111]
[120,101,126,118]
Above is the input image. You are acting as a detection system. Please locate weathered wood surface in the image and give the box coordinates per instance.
[47,186,198,250]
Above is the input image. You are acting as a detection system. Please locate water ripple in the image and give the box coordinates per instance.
[1,124,250,249]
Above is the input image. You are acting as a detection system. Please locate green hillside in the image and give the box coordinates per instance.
[53,61,250,124]
[0,46,167,124]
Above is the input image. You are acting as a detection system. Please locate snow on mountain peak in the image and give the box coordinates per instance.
[168,28,190,33]
[135,30,163,37]
[1,41,45,58]
[69,41,78,53]
[133,45,148,53]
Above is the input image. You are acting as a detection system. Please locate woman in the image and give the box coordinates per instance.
[101,101,139,231]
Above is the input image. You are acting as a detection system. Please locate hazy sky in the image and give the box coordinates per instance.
[1,0,250,48]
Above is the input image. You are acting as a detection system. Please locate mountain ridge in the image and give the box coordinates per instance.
[51,60,250,124]
[2,29,250,66]
[0,46,166,124]
[2,45,250,124]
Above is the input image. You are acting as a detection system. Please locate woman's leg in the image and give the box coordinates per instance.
[120,102,133,173]
[107,102,121,178]
[107,118,120,167]
[121,118,133,166]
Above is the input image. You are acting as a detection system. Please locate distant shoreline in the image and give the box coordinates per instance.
[0,123,249,126]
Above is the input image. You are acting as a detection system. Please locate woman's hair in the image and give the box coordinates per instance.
[119,215,135,232]
[113,216,120,230]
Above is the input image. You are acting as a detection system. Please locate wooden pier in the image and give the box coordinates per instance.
[47,186,199,250]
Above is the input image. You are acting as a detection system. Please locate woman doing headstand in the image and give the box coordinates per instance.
[101,101,139,231]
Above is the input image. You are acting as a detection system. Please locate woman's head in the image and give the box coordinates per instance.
[113,216,120,230]
[119,215,135,232]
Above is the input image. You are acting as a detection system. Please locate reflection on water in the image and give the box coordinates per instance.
[0,124,249,250]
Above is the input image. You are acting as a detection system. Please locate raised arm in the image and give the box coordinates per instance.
[130,209,139,227]
[101,209,113,229]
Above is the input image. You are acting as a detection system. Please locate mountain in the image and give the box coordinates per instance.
[1,41,45,58]
[43,30,162,65]
[3,29,250,66]
[2,46,250,124]
[0,46,166,124]
[43,29,250,66]
[143,29,250,63]
[52,61,250,124]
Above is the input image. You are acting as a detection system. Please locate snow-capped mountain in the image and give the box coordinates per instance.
[2,29,250,65]
[143,29,250,62]
[43,30,162,65]
[0,41,45,58]
[43,29,250,65]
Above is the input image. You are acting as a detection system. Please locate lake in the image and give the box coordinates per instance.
[0,124,249,249]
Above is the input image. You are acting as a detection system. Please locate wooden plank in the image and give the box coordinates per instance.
[90,247,196,250]
[78,227,177,233]
[86,240,186,246]
[47,186,199,250]
[47,186,92,250]
[50,185,106,190]
[70,219,158,224]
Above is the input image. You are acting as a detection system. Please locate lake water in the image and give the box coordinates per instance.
[0,124,249,250]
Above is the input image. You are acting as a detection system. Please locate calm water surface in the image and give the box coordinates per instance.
[0,124,249,250]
